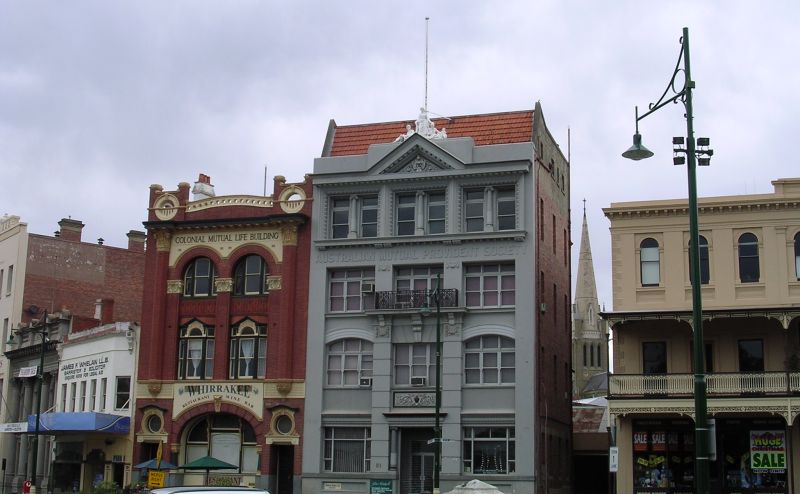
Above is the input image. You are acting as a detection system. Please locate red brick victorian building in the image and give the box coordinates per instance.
[134,174,311,494]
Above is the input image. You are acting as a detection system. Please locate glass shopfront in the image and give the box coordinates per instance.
[632,419,695,494]
[716,418,787,494]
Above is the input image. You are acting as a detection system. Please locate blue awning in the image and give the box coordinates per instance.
[27,412,130,434]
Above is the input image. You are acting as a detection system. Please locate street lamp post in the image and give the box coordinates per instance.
[621,27,713,494]
[432,274,443,494]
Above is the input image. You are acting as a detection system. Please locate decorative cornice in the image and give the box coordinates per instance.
[185,195,274,213]
[604,199,800,220]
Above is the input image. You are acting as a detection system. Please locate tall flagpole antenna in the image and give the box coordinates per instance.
[424,16,429,111]
[263,165,268,196]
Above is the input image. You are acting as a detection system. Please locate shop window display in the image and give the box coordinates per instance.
[632,420,694,493]
[719,419,787,492]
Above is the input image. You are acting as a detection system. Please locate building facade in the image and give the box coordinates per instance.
[0,216,145,494]
[603,178,800,494]
[134,175,311,494]
[302,106,572,494]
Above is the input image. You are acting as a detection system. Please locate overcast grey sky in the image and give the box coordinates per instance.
[2,1,799,309]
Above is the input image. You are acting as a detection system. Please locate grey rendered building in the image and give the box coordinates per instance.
[302,105,572,494]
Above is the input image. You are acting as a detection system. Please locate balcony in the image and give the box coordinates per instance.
[609,372,800,398]
[373,289,459,310]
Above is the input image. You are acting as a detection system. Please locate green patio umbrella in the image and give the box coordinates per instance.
[179,456,239,484]
[133,458,177,470]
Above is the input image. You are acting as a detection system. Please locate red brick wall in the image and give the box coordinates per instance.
[22,234,144,324]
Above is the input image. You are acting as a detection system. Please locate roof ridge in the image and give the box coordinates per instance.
[333,109,535,129]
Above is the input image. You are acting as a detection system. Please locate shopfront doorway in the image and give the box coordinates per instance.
[270,445,293,494]
[400,428,435,494]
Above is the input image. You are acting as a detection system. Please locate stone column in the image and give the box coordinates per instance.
[279,225,298,377]
[17,379,33,481]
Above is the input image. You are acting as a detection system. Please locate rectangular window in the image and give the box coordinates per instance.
[465,263,515,308]
[323,427,371,473]
[539,199,544,240]
[331,198,350,239]
[329,268,375,312]
[427,191,446,234]
[90,379,97,411]
[115,376,131,410]
[463,427,515,474]
[396,194,416,236]
[552,214,556,253]
[0,270,3,295]
[70,382,77,412]
[642,342,667,374]
[61,383,67,412]
[738,339,764,372]
[2,318,7,352]
[330,195,378,238]
[464,189,485,232]
[5,265,12,295]
[360,196,378,238]
[393,343,436,386]
[394,266,443,308]
[100,378,107,411]
[79,381,87,411]
[327,339,373,386]
[496,188,515,230]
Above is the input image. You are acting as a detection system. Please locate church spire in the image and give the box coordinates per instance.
[574,201,599,328]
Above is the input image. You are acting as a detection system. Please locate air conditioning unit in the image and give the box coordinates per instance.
[411,377,427,387]
[361,282,376,293]
[359,377,373,387]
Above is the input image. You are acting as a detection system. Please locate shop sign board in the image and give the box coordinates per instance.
[633,431,648,452]
[609,446,619,472]
[370,479,393,494]
[173,382,263,420]
[147,471,165,488]
[750,430,786,472]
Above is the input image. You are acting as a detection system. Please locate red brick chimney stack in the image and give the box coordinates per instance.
[58,218,85,242]
[127,230,147,252]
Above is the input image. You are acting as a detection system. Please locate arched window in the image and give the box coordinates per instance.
[326,339,373,386]
[233,255,267,296]
[184,414,258,472]
[178,321,214,379]
[689,235,710,284]
[597,343,603,368]
[183,257,216,297]
[590,343,595,367]
[794,232,800,280]
[738,233,760,283]
[583,344,588,366]
[229,319,267,379]
[464,335,515,384]
[640,238,660,286]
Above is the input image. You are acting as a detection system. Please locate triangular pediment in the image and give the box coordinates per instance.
[369,133,465,175]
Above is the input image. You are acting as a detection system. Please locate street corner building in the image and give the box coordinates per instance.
[301,105,572,494]
[133,174,312,493]
[603,178,800,494]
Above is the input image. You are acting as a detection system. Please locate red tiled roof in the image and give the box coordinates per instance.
[572,407,606,433]
[327,110,535,157]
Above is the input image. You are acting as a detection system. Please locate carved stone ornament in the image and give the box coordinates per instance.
[147,382,163,395]
[275,381,293,396]
[394,392,435,407]
[400,156,438,173]
[215,278,233,293]
[267,276,282,291]
[444,313,461,337]
[213,395,223,412]
[376,314,392,338]
[281,225,298,246]
[166,280,183,294]
[154,231,172,251]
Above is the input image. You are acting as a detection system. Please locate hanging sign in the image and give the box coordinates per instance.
[19,366,38,378]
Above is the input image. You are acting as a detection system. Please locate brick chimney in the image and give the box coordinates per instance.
[127,230,147,252]
[192,173,216,200]
[58,218,85,242]
[94,298,115,325]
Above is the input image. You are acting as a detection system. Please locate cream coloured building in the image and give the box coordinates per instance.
[603,178,800,494]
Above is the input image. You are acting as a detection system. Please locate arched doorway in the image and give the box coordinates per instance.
[181,414,259,485]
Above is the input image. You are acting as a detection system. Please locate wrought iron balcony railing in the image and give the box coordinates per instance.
[373,289,459,310]
[609,372,800,398]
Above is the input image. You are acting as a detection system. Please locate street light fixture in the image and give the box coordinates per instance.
[621,27,712,494]
[7,308,49,494]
